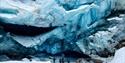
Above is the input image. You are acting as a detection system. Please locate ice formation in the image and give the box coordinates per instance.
[0,0,125,61]
[0,0,115,54]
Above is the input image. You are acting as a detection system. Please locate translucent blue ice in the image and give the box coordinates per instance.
[0,0,117,54]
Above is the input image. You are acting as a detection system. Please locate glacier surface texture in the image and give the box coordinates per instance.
[1,0,124,58]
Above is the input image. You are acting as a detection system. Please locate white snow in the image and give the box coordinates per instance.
[0,61,51,63]
[119,14,125,17]
[109,47,125,63]
[107,17,123,21]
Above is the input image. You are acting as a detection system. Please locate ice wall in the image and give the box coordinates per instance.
[0,0,119,56]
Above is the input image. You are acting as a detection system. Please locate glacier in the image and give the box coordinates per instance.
[0,0,116,27]
[1,0,125,61]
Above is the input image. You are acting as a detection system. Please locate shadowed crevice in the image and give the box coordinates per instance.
[0,21,57,36]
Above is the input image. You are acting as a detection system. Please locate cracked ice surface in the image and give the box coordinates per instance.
[0,0,116,27]
[0,0,121,55]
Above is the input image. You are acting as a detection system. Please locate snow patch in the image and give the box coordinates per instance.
[109,47,125,63]
[0,61,51,63]
[107,17,123,21]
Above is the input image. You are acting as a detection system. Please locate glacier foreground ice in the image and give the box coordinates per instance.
[0,60,51,63]
[0,0,123,57]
